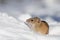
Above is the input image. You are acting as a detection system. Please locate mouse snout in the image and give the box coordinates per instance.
[25,19,30,24]
[26,19,28,22]
[26,19,30,22]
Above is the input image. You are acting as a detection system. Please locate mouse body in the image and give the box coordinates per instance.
[26,17,49,35]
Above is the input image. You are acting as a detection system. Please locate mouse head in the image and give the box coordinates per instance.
[26,17,41,25]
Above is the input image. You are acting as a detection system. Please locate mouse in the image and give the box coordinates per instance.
[25,17,49,35]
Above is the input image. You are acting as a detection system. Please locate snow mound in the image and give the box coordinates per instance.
[0,12,60,40]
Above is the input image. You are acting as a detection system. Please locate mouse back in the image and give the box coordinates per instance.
[41,21,49,28]
[41,21,49,34]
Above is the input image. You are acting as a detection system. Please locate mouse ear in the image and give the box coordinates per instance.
[34,17,38,18]
[34,17,41,23]
[36,18,41,23]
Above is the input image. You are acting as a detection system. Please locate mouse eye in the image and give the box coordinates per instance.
[31,19,33,21]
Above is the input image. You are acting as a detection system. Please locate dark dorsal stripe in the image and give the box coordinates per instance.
[41,21,49,29]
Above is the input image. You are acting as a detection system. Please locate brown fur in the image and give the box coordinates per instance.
[26,17,49,35]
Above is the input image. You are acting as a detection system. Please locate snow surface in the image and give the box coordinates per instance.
[0,12,60,40]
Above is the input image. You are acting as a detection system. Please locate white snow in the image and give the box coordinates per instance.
[18,14,31,22]
[0,12,60,40]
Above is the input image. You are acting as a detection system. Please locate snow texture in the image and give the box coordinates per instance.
[0,12,60,40]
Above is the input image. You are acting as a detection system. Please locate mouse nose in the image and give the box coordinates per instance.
[26,19,29,22]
